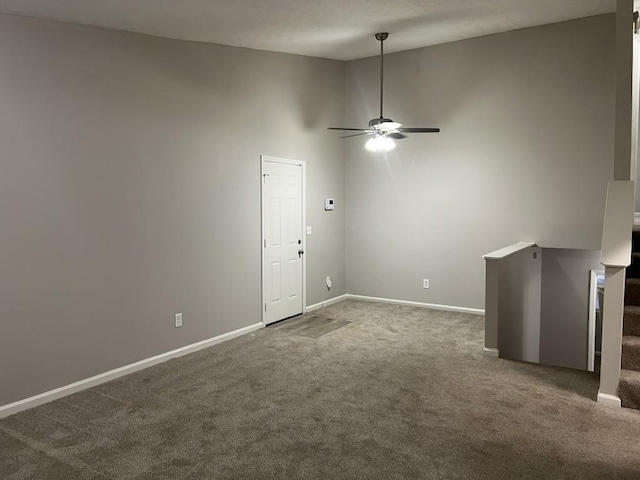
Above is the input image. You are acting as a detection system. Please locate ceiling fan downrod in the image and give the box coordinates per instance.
[375,32,388,121]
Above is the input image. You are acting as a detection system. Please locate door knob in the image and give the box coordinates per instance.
[298,249,304,257]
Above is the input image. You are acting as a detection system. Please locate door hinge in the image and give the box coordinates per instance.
[264,239,266,248]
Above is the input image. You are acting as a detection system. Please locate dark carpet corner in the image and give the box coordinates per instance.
[268,313,350,338]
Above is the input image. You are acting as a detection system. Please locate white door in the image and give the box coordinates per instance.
[262,158,304,325]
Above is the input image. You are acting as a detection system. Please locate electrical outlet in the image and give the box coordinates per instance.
[423,279,430,289]
[307,226,312,235]
[326,276,332,289]
[175,313,183,328]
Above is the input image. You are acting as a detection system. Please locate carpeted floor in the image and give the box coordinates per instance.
[2,299,640,479]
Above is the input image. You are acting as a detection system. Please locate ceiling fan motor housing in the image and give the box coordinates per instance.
[369,117,394,127]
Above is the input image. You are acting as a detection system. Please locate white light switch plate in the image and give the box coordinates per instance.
[306,226,312,235]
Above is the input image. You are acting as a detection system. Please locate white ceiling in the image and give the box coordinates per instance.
[0,0,616,61]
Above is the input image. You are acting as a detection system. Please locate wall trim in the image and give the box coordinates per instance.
[597,390,622,408]
[0,322,263,419]
[306,294,349,312]
[482,347,500,357]
[635,212,640,225]
[345,294,485,315]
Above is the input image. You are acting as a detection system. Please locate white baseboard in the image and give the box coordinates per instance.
[345,294,485,315]
[634,212,640,226]
[0,322,263,419]
[597,390,621,408]
[482,347,499,357]
[306,294,349,312]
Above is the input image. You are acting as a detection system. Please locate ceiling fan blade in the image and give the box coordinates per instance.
[340,132,374,138]
[328,127,371,131]
[397,127,441,133]
[388,133,407,140]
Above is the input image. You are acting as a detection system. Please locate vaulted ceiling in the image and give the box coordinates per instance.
[0,0,616,60]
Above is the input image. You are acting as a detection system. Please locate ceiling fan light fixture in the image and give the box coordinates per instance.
[365,135,396,152]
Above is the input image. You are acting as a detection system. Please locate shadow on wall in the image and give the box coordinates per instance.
[291,60,342,130]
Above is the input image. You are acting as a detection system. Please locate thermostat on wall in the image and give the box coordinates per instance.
[324,199,335,211]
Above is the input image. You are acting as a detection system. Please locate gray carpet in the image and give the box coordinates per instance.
[2,299,640,479]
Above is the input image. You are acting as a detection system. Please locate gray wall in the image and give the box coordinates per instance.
[0,15,346,406]
[496,247,542,364]
[539,249,602,370]
[345,15,616,309]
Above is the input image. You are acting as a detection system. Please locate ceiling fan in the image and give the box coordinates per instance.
[329,32,440,152]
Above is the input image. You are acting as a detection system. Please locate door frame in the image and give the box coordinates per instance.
[260,155,307,326]
[588,269,605,372]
